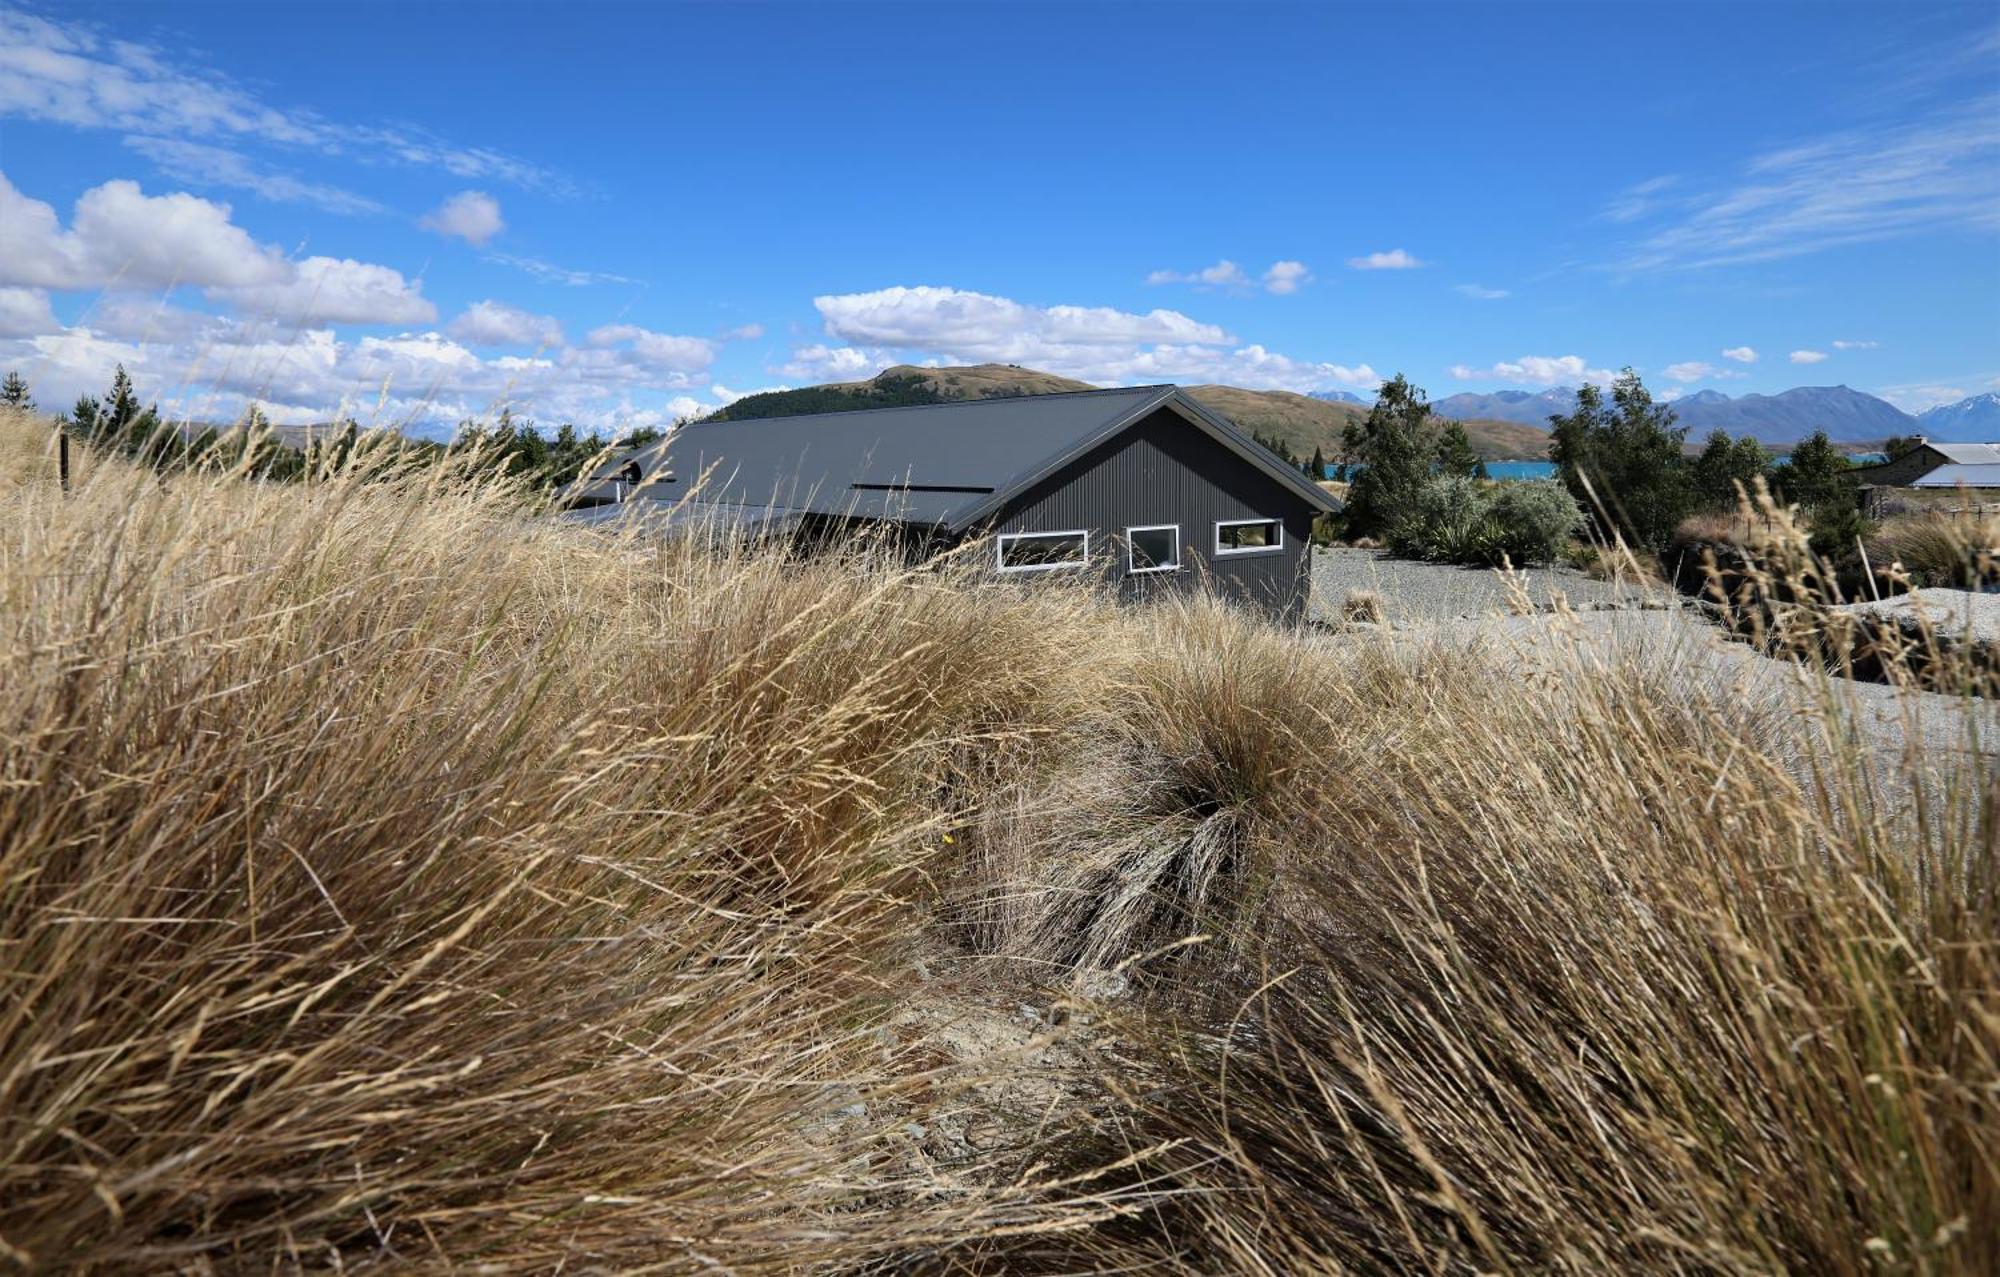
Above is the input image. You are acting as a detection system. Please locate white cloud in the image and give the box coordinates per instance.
[1789,349,1828,364]
[1262,260,1311,294]
[583,323,717,374]
[719,322,764,341]
[0,170,436,331]
[1832,339,1879,350]
[1721,345,1758,363]
[1454,283,1509,300]
[816,285,1229,357]
[797,285,1375,393]
[214,255,436,325]
[121,136,384,215]
[1147,259,1249,289]
[1347,249,1424,270]
[0,10,570,194]
[0,287,58,338]
[1664,360,1746,383]
[420,191,503,246]
[776,344,887,381]
[446,300,563,348]
[710,381,787,404]
[0,299,723,434]
[1874,381,1976,413]
[0,171,290,290]
[1610,95,2000,271]
[1449,354,1617,386]
[485,252,637,287]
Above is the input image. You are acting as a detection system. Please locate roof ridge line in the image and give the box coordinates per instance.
[688,382,1175,430]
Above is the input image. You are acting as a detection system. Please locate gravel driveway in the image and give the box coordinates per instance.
[1309,546,1665,623]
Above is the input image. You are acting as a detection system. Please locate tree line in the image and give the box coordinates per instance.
[1327,369,1872,566]
[5,367,661,495]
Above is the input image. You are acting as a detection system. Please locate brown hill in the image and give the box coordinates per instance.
[734,363,1551,461]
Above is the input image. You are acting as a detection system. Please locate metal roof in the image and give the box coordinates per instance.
[571,385,1339,530]
[1911,462,2000,488]
[1927,443,2000,466]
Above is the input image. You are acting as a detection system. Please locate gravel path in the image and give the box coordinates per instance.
[1309,546,1665,623]
[1303,555,1997,811]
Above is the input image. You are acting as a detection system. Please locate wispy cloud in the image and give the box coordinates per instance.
[0,9,575,196]
[1454,283,1509,300]
[1790,349,1828,364]
[1721,345,1758,363]
[485,252,639,287]
[1601,174,1680,223]
[121,136,385,215]
[1609,94,2000,271]
[1832,339,1880,350]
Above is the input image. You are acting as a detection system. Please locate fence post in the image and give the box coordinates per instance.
[58,423,70,494]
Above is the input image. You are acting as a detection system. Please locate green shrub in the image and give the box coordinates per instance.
[1388,476,1583,567]
[1388,473,1487,561]
[1486,478,1587,566]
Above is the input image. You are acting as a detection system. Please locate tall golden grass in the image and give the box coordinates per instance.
[2,406,1995,1272]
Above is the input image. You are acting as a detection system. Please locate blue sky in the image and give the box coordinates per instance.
[0,0,1995,432]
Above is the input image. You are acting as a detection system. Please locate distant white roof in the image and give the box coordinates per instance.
[1928,443,2000,465]
[1911,462,2000,488]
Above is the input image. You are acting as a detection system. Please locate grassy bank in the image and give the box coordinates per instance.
[2,406,1995,1272]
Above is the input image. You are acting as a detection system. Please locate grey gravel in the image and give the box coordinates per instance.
[1301,554,1997,811]
[1832,587,2000,646]
[1309,546,1665,624]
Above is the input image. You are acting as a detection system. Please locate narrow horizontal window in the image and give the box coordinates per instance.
[1215,518,1283,555]
[997,530,1089,573]
[1127,524,1181,575]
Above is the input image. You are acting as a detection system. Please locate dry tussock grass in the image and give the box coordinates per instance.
[1,426,1994,1273]
[1871,510,2000,590]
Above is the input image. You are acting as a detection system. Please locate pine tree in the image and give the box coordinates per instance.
[1547,369,1690,551]
[1434,421,1482,478]
[1341,375,1443,539]
[1,371,31,409]
[1771,430,1852,512]
[1308,444,1327,480]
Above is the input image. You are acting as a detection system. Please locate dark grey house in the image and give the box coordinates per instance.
[567,385,1339,619]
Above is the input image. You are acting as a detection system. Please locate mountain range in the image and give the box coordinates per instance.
[713,365,1999,463]
[1916,391,2000,439]
[1426,384,1999,446]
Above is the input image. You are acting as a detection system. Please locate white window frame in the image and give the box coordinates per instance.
[996,529,1090,574]
[1214,517,1285,557]
[1125,523,1182,575]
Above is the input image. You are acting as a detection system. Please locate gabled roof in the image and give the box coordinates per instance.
[1927,442,2000,466]
[575,385,1339,530]
[1911,462,2000,488]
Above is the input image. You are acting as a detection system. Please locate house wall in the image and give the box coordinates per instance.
[982,407,1318,620]
[1849,446,1952,489]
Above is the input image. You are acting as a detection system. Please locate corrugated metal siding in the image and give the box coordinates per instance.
[983,407,1316,619]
